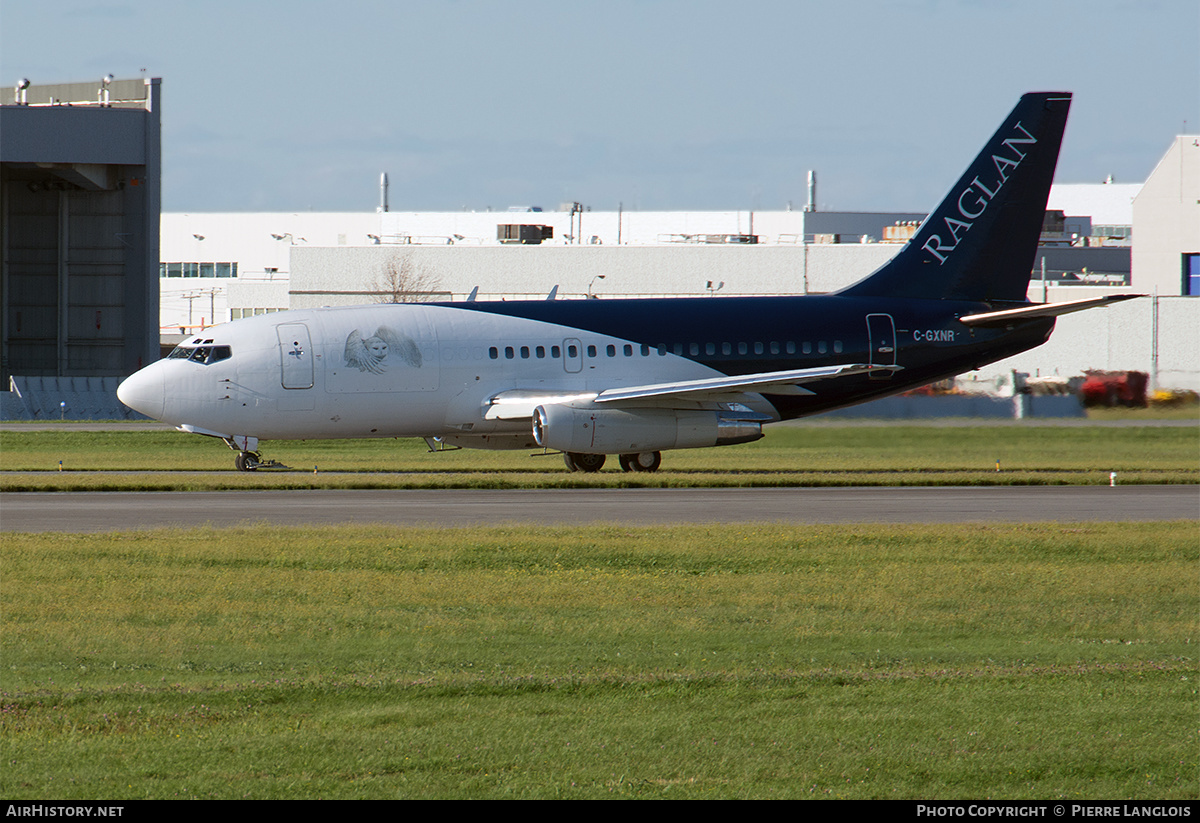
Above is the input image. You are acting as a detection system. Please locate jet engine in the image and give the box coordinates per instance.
[531,404,763,455]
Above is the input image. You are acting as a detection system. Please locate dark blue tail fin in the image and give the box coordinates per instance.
[838,92,1072,303]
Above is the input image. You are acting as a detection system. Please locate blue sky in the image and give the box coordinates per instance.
[3,0,1197,213]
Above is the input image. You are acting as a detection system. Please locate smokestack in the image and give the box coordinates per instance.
[804,170,816,213]
[378,172,389,213]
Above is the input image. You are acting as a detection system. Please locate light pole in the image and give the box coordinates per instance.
[588,274,606,299]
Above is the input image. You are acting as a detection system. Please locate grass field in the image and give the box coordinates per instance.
[1,424,1196,490]
[2,423,1196,798]
[1,521,1196,799]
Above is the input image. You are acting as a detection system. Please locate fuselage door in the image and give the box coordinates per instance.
[278,323,314,389]
[563,338,583,373]
[866,313,897,379]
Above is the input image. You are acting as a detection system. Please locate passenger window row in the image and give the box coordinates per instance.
[485,340,843,360]
[488,344,564,360]
[673,340,845,356]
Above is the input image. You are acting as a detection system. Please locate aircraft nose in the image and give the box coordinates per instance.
[117,365,165,420]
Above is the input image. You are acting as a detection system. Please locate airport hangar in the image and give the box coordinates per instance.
[2,78,1197,421]
[1,77,160,417]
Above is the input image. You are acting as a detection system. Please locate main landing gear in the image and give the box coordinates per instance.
[618,451,662,473]
[562,452,606,473]
[561,451,662,473]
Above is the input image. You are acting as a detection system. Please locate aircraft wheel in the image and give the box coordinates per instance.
[619,451,662,473]
[564,452,606,473]
[235,451,260,472]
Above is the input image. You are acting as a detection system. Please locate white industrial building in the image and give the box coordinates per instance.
[163,202,1119,322]
[156,134,1199,392]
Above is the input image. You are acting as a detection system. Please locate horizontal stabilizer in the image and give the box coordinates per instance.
[958,294,1142,327]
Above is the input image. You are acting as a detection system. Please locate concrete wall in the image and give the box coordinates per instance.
[286,242,1138,303]
[287,243,903,304]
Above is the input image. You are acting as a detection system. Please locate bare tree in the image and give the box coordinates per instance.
[371,254,444,303]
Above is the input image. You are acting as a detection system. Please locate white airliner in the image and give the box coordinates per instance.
[118,92,1137,472]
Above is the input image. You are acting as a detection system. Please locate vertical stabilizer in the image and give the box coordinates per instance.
[838,92,1072,302]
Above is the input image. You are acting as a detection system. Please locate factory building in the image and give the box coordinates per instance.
[164,202,1129,321]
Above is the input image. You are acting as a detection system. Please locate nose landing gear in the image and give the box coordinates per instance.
[233,451,288,471]
[234,451,261,472]
[224,436,286,471]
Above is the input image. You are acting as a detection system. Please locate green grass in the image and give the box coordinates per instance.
[1,425,1196,490]
[1,522,1195,799]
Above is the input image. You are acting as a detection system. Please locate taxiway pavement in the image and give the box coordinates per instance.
[2,486,1195,532]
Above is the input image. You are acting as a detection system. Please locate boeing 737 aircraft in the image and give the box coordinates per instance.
[119,92,1137,472]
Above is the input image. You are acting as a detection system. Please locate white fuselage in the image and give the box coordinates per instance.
[118,303,777,449]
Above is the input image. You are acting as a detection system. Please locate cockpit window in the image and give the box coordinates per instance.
[168,344,232,365]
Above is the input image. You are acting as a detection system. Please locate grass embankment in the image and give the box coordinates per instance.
[1,425,1196,490]
[1,521,1195,799]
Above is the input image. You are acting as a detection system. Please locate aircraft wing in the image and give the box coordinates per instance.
[594,363,888,402]
[958,294,1142,327]
[483,363,892,420]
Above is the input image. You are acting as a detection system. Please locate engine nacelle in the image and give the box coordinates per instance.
[531,404,763,455]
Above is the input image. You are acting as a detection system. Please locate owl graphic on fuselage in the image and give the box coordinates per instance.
[344,326,422,374]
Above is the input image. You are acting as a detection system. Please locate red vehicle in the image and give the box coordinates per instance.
[1079,371,1148,408]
